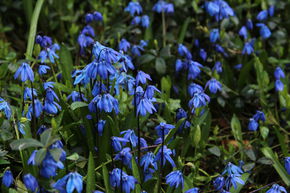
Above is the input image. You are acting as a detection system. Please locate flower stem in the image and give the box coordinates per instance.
[162,11,166,47]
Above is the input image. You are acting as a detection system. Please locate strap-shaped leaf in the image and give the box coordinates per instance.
[10,138,43,150]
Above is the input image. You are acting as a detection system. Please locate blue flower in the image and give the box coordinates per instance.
[96,120,106,136]
[206,78,222,94]
[253,110,266,122]
[213,61,223,73]
[23,174,38,192]
[124,1,143,16]
[85,13,94,23]
[92,42,121,64]
[145,85,160,99]
[81,25,95,36]
[246,19,253,30]
[205,2,219,17]
[88,94,119,114]
[38,65,50,75]
[266,184,287,193]
[43,100,61,115]
[45,87,59,102]
[26,99,43,119]
[114,147,132,167]
[165,170,184,189]
[111,137,129,152]
[27,150,37,165]
[39,43,60,63]
[67,91,87,102]
[86,60,116,80]
[188,60,202,80]
[18,121,25,135]
[109,168,137,193]
[110,168,121,187]
[131,16,141,25]
[40,153,64,178]
[121,129,138,147]
[155,122,175,138]
[185,188,199,193]
[14,62,34,82]
[176,108,190,129]
[188,91,210,109]
[43,81,55,90]
[78,33,94,55]
[222,162,244,175]
[225,174,244,190]
[136,71,151,85]
[53,172,83,193]
[256,10,268,21]
[210,28,219,43]
[285,157,290,175]
[234,64,243,70]
[36,35,52,48]
[256,23,271,39]
[178,44,192,60]
[199,49,207,61]
[242,40,255,55]
[144,168,155,182]
[92,82,107,96]
[268,5,275,17]
[93,11,103,21]
[137,98,156,116]
[119,39,131,52]
[119,55,135,72]
[274,67,285,80]
[215,44,228,57]
[188,83,203,97]
[0,97,12,119]
[2,170,13,187]
[141,15,150,28]
[175,59,186,72]
[239,26,247,39]
[152,1,174,14]
[213,176,225,191]
[275,80,284,91]
[154,145,176,167]
[141,152,158,171]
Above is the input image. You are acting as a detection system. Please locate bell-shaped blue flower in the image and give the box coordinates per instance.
[88,94,119,114]
[268,5,275,17]
[275,80,284,91]
[242,40,255,55]
[213,176,225,191]
[23,174,38,192]
[185,188,199,193]
[121,129,138,147]
[111,137,129,152]
[246,19,253,30]
[266,184,287,193]
[256,10,268,21]
[206,78,222,94]
[0,97,12,119]
[114,147,132,167]
[53,172,83,193]
[154,145,176,167]
[253,110,266,122]
[136,71,151,85]
[225,174,244,190]
[188,60,202,80]
[124,1,143,16]
[274,67,285,80]
[2,170,13,188]
[210,29,219,43]
[119,39,131,52]
[141,15,150,28]
[256,23,271,39]
[178,44,192,60]
[165,170,184,189]
[14,62,34,82]
[239,26,247,39]
[137,98,156,116]
[155,122,175,138]
[38,65,50,75]
[96,120,106,136]
[141,152,158,171]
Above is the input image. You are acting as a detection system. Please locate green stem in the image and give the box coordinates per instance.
[162,11,166,47]
[25,0,45,60]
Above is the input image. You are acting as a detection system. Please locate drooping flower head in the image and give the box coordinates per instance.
[14,62,34,82]
[2,169,13,188]
[124,1,143,16]
[53,172,83,193]
[165,170,184,189]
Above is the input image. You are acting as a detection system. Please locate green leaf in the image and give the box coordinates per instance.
[208,146,221,157]
[86,152,95,193]
[35,148,47,165]
[230,173,250,193]
[66,153,80,161]
[71,102,88,111]
[155,57,166,74]
[10,138,43,150]
[244,149,256,161]
[40,129,52,146]
[132,158,142,192]
[260,126,269,139]
[191,125,201,147]
[137,54,155,64]
[102,164,111,193]
[49,148,63,162]
[59,44,74,84]
[261,147,290,186]
[231,114,243,143]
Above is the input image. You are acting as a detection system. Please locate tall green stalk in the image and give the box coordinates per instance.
[25,0,45,60]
